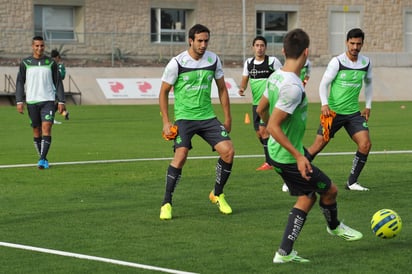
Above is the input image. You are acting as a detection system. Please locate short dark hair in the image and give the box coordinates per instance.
[32,36,44,42]
[51,49,60,58]
[347,28,365,41]
[283,28,310,59]
[252,36,267,46]
[188,24,210,41]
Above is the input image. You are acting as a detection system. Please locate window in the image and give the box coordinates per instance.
[151,8,186,43]
[256,11,288,44]
[329,8,362,55]
[405,11,412,52]
[34,5,76,41]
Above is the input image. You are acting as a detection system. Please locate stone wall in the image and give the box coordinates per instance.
[1,0,412,66]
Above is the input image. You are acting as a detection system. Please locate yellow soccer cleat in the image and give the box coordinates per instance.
[160,203,172,220]
[209,191,232,215]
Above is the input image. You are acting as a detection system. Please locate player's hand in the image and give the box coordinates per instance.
[223,120,232,133]
[297,155,313,181]
[162,123,178,141]
[361,108,371,122]
[238,89,245,96]
[57,103,66,114]
[16,103,24,114]
[321,105,332,117]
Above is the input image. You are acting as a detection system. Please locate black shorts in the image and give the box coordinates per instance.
[174,118,231,151]
[270,161,332,196]
[27,101,56,128]
[316,111,369,138]
[252,105,266,131]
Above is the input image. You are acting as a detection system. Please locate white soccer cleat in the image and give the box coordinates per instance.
[327,222,363,241]
[273,250,310,263]
[346,182,369,191]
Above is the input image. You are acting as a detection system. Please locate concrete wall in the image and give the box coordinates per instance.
[2,65,411,106]
[1,0,412,66]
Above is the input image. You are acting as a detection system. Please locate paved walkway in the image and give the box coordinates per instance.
[1,66,411,105]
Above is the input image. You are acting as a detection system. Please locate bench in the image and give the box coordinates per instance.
[1,74,82,105]
[64,75,82,105]
[0,91,16,105]
[1,74,16,105]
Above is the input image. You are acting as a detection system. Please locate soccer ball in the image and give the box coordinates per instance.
[371,209,402,239]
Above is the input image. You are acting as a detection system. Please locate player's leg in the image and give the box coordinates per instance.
[160,120,193,220]
[27,104,44,168]
[322,182,363,240]
[273,163,318,263]
[210,140,234,215]
[214,139,234,194]
[160,147,189,220]
[345,113,371,191]
[32,127,42,157]
[274,194,314,263]
[203,119,234,214]
[253,105,271,170]
[305,130,328,161]
[37,102,55,168]
[256,124,273,170]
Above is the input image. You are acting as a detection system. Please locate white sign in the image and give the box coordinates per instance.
[96,78,241,99]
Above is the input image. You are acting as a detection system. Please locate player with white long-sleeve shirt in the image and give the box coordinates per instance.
[305,28,373,191]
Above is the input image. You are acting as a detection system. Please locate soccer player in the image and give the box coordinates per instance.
[257,28,362,264]
[281,58,311,193]
[158,24,235,220]
[305,28,372,191]
[51,49,70,123]
[16,36,66,169]
[238,36,282,171]
[300,58,311,87]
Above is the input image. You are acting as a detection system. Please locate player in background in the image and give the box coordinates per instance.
[238,36,282,171]
[305,28,372,191]
[159,24,235,220]
[300,58,311,87]
[51,49,69,123]
[16,36,66,169]
[257,28,362,264]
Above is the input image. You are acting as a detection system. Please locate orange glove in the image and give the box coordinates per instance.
[320,110,336,142]
[162,125,178,141]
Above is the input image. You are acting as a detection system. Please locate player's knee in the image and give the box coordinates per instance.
[358,140,372,153]
[322,183,338,202]
[219,143,235,162]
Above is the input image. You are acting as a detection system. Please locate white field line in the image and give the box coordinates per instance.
[0,242,198,274]
[0,150,411,169]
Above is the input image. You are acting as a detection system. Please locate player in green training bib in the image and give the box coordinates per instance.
[238,36,282,171]
[158,24,235,220]
[257,28,362,264]
[306,28,372,191]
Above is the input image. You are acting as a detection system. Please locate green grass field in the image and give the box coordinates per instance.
[0,102,411,273]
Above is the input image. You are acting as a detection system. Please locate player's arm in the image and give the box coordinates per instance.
[15,62,26,114]
[238,60,250,96]
[362,64,373,121]
[267,107,312,180]
[216,76,232,133]
[256,95,269,124]
[51,61,66,114]
[238,75,249,96]
[319,58,339,116]
[159,81,174,135]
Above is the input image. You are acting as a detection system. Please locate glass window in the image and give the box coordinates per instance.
[151,8,186,43]
[256,11,288,44]
[34,5,76,41]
